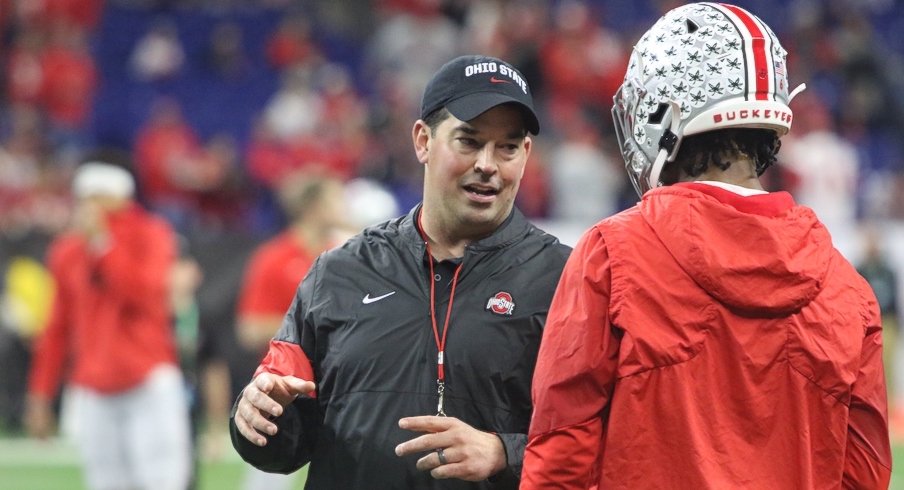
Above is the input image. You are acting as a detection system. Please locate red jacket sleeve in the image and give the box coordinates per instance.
[27,242,73,400]
[256,339,317,398]
[842,305,892,488]
[522,227,620,489]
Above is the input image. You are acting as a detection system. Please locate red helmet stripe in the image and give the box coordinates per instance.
[718,3,774,101]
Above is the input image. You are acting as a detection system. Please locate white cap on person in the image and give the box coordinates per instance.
[72,162,136,199]
[344,178,400,229]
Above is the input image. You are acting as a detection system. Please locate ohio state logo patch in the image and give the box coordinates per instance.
[486,292,515,315]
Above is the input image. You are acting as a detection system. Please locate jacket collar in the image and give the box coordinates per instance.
[399,204,531,260]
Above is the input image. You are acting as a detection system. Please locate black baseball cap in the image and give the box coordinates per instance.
[420,55,540,135]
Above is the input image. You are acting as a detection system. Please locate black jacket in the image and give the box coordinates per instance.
[231,206,571,489]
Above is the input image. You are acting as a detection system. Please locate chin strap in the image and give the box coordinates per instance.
[789,83,807,102]
[648,147,669,193]
[647,100,682,192]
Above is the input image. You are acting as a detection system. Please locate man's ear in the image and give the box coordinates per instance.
[412,120,431,164]
[519,136,532,179]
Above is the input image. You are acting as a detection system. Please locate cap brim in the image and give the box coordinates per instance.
[446,92,540,135]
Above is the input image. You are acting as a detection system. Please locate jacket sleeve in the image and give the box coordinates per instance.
[27,244,71,400]
[521,228,620,489]
[229,257,324,473]
[842,299,892,489]
[484,432,525,486]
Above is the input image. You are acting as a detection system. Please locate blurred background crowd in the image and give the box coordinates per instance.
[0,0,903,469]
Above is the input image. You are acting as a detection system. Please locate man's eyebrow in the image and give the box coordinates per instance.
[452,124,526,139]
[453,124,478,135]
[507,129,527,139]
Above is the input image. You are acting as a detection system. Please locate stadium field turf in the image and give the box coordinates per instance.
[0,437,306,490]
[0,438,898,489]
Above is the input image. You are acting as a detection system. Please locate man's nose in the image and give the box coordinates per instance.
[473,145,499,175]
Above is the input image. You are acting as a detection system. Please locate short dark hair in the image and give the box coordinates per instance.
[423,107,452,135]
[277,173,339,222]
[664,129,781,183]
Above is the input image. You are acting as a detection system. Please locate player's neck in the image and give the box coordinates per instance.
[291,221,332,255]
[679,156,764,190]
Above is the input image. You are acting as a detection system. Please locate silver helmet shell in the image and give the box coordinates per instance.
[612,2,805,196]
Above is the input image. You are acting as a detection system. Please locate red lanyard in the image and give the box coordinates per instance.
[419,213,463,415]
[425,241,463,382]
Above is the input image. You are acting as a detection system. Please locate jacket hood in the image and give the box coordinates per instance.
[640,183,833,315]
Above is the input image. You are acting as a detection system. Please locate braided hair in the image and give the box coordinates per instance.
[664,129,782,184]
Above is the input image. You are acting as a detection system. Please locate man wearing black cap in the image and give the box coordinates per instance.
[230,55,570,489]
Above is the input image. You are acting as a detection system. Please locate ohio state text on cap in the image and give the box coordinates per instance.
[420,55,540,135]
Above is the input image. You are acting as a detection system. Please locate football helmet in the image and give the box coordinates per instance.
[612,2,806,196]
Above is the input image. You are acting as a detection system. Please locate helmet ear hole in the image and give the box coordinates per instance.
[648,103,669,125]
[685,19,699,33]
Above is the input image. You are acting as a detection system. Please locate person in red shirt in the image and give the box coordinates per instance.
[39,24,98,130]
[25,161,192,490]
[237,173,348,356]
[539,1,626,115]
[264,13,319,70]
[235,172,349,490]
[6,30,45,107]
[133,97,202,222]
[521,4,891,489]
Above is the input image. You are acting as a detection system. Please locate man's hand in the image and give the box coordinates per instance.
[72,198,109,249]
[395,416,506,481]
[24,395,54,440]
[233,373,315,447]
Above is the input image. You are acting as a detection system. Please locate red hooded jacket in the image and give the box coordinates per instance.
[28,204,178,399]
[522,183,890,489]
